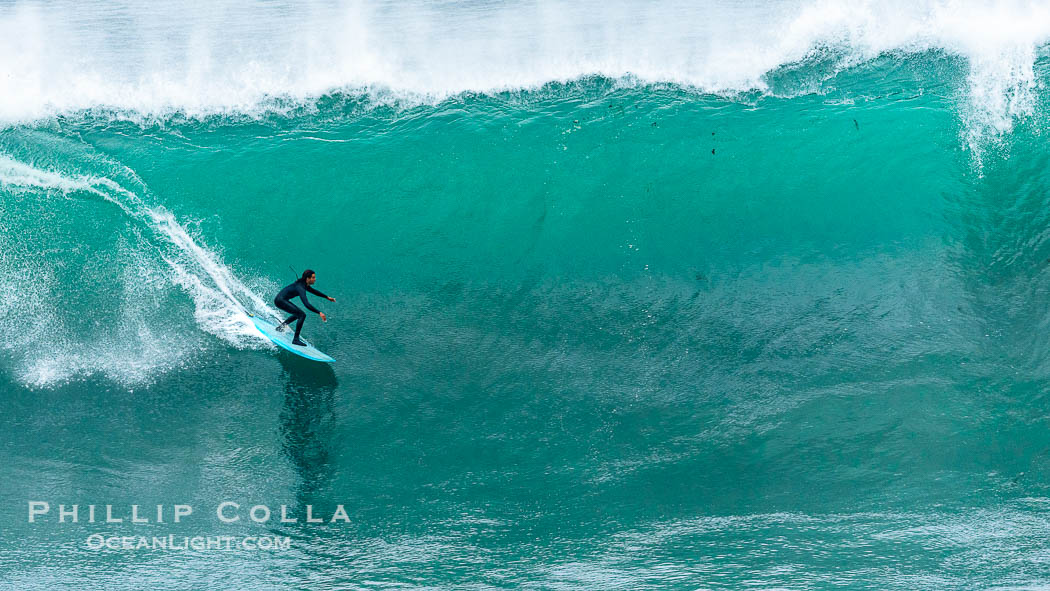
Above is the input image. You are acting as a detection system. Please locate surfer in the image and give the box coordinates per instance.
[274,270,336,346]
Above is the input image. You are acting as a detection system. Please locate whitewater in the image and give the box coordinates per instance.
[1,0,1048,136]
[5,1,1050,589]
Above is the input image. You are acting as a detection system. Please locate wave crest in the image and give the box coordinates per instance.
[2,0,1050,145]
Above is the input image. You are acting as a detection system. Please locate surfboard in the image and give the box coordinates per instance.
[249,314,335,363]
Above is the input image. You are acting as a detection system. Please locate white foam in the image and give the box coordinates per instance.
[0,155,274,387]
[1,0,1049,140]
[0,157,102,194]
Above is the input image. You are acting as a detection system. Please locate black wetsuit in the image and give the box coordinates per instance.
[274,279,329,342]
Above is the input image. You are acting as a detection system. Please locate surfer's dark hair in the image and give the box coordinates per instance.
[301,269,315,281]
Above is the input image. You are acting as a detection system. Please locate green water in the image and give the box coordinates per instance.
[5,52,1050,588]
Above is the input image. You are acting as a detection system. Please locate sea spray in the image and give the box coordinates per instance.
[2,4,1050,587]
[0,0,1048,149]
[0,153,275,386]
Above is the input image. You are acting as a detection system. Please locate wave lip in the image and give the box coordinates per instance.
[2,0,1050,143]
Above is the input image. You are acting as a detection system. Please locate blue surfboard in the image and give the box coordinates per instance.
[249,314,335,363]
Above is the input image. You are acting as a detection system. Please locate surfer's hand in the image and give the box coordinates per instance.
[328,296,336,302]
[320,312,327,322]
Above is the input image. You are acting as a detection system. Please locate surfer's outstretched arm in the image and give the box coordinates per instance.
[306,285,334,301]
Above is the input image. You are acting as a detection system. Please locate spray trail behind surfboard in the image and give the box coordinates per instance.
[0,147,278,387]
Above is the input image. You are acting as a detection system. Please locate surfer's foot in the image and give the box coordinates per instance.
[275,324,287,332]
[292,338,307,346]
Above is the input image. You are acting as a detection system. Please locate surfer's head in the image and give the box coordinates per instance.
[301,269,316,285]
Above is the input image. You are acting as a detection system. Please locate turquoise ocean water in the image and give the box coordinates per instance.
[5,1,1050,588]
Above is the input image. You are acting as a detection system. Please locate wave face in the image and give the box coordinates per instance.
[5,2,1050,589]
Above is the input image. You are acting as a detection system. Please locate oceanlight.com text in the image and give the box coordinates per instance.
[86,534,292,552]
